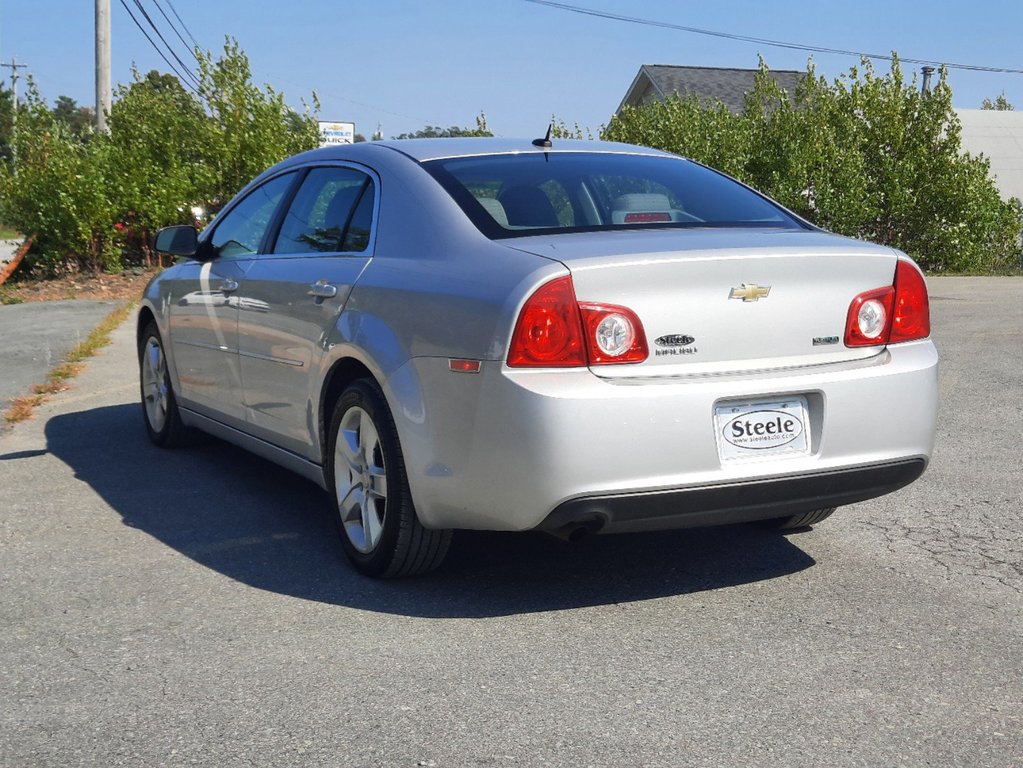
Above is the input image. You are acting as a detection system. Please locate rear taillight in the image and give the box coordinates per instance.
[579,304,648,364]
[507,276,587,367]
[844,260,930,347]
[890,260,930,343]
[845,286,895,346]
[508,276,648,367]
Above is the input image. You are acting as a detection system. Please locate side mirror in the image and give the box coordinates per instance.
[153,225,200,258]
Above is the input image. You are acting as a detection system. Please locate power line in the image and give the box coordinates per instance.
[129,0,201,86]
[116,0,200,94]
[164,0,199,50]
[149,0,200,63]
[260,71,444,126]
[521,0,1023,75]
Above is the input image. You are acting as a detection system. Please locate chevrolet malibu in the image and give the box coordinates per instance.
[141,137,937,577]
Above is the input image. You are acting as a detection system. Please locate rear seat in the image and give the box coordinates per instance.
[476,197,509,227]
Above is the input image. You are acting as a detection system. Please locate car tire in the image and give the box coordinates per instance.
[326,379,451,578]
[138,322,189,448]
[763,507,837,530]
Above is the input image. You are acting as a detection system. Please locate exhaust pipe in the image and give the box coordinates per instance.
[545,518,604,543]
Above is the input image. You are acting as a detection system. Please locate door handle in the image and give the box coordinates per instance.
[217,278,239,293]
[308,280,338,299]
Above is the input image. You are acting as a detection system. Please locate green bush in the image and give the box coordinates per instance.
[603,56,1023,274]
[0,87,116,273]
[0,38,319,275]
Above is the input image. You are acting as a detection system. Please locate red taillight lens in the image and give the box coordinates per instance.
[890,260,930,343]
[507,277,649,367]
[844,259,930,347]
[579,303,648,364]
[507,276,586,367]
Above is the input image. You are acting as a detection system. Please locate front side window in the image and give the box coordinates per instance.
[211,172,296,257]
[273,167,374,254]
[423,152,806,239]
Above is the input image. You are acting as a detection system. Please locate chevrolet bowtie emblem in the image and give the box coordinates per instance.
[729,283,771,302]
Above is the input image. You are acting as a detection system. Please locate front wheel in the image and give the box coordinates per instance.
[325,380,451,577]
[138,322,189,447]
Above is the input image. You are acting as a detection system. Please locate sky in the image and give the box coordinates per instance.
[1,0,1021,139]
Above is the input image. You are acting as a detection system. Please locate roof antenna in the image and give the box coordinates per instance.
[532,123,553,148]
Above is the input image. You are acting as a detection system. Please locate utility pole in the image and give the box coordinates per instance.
[920,66,935,94]
[95,0,111,132]
[2,58,28,171]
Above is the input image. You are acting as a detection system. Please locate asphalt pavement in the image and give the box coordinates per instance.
[0,300,121,409]
[0,278,1020,767]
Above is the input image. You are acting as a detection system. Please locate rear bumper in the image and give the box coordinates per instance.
[537,458,927,535]
[391,338,938,532]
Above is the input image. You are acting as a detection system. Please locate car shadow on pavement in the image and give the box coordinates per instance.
[45,403,816,618]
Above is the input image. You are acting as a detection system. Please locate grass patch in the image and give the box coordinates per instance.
[49,362,86,381]
[0,289,24,305]
[0,224,20,240]
[3,302,136,424]
[65,303,135,363]
[4,395,45,423]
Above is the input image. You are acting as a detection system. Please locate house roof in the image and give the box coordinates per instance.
[618,64,805,114]
[955,109,1023,202]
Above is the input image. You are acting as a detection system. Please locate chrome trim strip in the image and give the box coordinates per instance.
[594,349,890,384]
[175,339,232,354]
[236,348,305,367]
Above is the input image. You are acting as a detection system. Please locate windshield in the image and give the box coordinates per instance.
[422,152,806,239]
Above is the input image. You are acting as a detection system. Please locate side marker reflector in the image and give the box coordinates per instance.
[449,359,481,373]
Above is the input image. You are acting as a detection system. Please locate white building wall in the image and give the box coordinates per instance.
[956,109,1023,202]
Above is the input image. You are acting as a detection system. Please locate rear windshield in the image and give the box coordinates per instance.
[422,152,806,239]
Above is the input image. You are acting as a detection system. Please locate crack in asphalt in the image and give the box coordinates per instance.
[857,496,1023,594]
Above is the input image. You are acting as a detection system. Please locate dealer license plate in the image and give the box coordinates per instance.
[714,396,810,463]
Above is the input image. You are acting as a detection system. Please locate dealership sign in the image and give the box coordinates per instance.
[318,121,356,147]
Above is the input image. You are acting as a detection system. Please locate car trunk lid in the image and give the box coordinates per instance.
[507,228,899,377]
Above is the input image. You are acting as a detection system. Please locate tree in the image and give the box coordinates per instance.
[549,118,594,140]
[394,113,491,139]
[604,92,750,179]
[981,93,1014,111]
[197,37,320,196]
[52,95,94,139]
[105,67,217,266]
[0,40,323,275]
[0,81,114,273]
[603,56,1022,273]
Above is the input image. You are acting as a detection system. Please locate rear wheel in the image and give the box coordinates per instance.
[326,380,451,577]
[762,507,837,530]
[138,322,189,447]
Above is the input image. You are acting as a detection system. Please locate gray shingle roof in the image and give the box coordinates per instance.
[619,65,805,114]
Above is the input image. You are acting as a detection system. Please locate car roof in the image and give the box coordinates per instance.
[287,137,680,165]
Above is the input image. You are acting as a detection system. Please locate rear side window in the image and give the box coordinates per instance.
[273,167,375,254]
[423,152,805,239]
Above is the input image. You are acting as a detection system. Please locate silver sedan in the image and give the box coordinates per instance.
[141,138,938,577]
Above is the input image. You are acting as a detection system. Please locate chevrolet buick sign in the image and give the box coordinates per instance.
[318,121,356,147]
